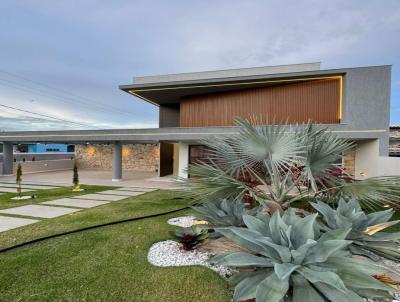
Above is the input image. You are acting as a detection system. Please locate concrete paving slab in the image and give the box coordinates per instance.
[0,187,33,193]
[116,187,157,192]
[0,205,80,218]
[0,215,39,232]
[0,184,59,190]
[100,190,147,196]
[72,194,126,201]
[42,198,109,208]
[0,180,67,187]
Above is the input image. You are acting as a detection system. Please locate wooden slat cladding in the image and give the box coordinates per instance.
[180,78,341,127]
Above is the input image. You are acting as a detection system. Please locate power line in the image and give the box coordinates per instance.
[0,77,135,118]
[0,69,140,117]
[0,79,115,114]
[0,107,74,127]
[0,103,99,129]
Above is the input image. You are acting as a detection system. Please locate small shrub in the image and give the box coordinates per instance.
[73,161,79,189]
[16,163,22,197]
[171,226,208,251]
[212,210,392,301]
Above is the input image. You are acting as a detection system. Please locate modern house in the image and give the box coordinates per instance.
[119,62,397,179]
[1,63,399,179]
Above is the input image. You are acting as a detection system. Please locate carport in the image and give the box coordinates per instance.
[0,127,240,180]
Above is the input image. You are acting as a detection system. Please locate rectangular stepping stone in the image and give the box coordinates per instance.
[72,194,126,201]
[0,187,33,193]
[42,198,109,208]
[0,181,66,187]
[0,184,58,190]
[116,187,157,192]
[100,190,147,196]
[0,215,39,232]
[0,205,80,218]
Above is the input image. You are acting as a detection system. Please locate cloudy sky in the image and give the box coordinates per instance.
[0,0,399,131]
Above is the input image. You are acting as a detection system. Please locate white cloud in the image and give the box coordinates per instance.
[0,0,399,128]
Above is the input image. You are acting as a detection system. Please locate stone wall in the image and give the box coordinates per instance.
[75,144,159,172]
[342,147,356,177]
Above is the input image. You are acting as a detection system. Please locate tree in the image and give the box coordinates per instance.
[16,163,22,197]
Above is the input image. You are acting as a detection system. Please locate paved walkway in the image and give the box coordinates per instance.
[0,170,179,189]
[0,187,157,233]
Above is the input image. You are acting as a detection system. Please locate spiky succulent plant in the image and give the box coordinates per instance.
[312,199,400,261]
[171,226,208,250]
[191,198,258,227]
[212,210,392,302]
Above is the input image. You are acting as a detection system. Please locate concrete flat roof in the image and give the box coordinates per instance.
[0,125,387,144]
[131,62,321,85]
[119,64,389,106]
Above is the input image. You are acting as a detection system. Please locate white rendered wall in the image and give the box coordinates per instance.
[355,140,380,179]
[355,139,400,179]
[178,142,189,178]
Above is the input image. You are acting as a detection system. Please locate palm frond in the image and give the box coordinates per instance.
[233,117,306,173]
[183,161,248,202]
[335,176,400,209]
[299,124,353,191]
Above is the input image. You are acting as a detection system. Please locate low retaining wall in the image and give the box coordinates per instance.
[0,152,75,162]
[75,143,159,172]
[12,159,74,174]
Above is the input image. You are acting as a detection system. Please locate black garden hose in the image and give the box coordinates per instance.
[0,206,189,254]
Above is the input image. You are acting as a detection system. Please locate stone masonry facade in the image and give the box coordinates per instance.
[75,144,159,172]
[342,147,355,177]
[390,126,400,156]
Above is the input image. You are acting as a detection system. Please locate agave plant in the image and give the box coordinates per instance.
[191,198,258,227]
[171,226,208,250]
[312,199,400,261]
[212,210,392,302]
[183,117,400,212]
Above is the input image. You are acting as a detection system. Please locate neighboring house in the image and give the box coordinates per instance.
[15,143,74,153]
[1,62,399,179]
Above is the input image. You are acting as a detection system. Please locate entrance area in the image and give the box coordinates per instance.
[159,142,180,177]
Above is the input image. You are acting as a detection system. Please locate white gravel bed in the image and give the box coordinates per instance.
[147,240,233,278]
[167,216,197,228]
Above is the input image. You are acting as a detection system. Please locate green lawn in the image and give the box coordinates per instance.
[0,184,115,210]
[0,190,230,302]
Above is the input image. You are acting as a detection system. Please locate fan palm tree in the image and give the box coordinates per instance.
[183,117,400,213]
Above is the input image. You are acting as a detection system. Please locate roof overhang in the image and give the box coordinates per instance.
[120,70,345,106]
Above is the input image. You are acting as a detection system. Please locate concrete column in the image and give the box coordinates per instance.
[112,142,122,181]
[2,142,14,175]
[178,142,189,179]
[354,139,379,180]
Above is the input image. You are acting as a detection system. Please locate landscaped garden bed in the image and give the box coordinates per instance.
[147,118,400,302]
